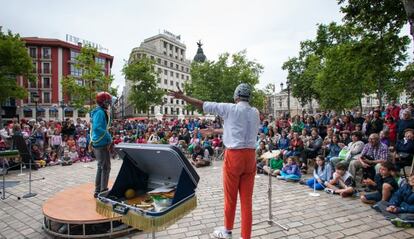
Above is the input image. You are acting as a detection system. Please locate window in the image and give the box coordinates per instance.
[42,77,50,88]
[181,66,184,71]
[162,69,167,75]
[29,47,37,58]
[65,110,73,118]
[186,76,189,80]
[157,58,161,64]
[95,57,105,68]
[170,98,173,104]
[78,110,86,118]
[43,92,50,103]
[182,100,184,105]
[42,62,50,74]
[170,62,173,68]
[32,62,37,73]
[158,68,162,73]
[24,109,33,118]
[76,79,84,86]
[176,73,179,78]
[176,100,179,104]
[181,74,184,79]
[170,71,173,76]
[170,80,173,86]
[150,55,154,60]
[169,53,172,57]
[164,42,167,48]
[37,110,45,118]
[177,108,180,115]
[42,48,51,59]
[169,45,173,50]
[164,60,167,66]
[70,64,82,77]
[164,107,168,114]
[49,109,58,118]
[186,68,189,72]
[70,50,79,61]
[176,64,179,69]
[29,80,37,89]
[175,47,178,53]
[163,51,166,55]
[181,49,184,55]
[171,107,174,115]
[151,106,154,115]
[176,82,179,87]
[164,79,167,85]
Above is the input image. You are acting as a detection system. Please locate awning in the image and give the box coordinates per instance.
[23,107,32,112]
[36,107,45,112]
[64,107,74,112]
[49,107,58,112]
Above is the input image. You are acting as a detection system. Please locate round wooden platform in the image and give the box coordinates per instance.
[42,183,135,238]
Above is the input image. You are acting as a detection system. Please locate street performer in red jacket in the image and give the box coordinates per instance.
[170,83,260,239]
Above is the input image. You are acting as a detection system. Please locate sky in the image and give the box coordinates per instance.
[0,0,378,95]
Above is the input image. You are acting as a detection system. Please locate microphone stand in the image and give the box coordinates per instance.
[22,138,37,198]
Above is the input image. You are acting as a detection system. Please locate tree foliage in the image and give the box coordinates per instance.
[123,57,164,116]
[0,27,34,104]
[61,45,116,110]
[187,51,264,110]
[282,1,412,112]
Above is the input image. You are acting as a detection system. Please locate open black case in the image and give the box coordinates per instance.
[96,143,199,231]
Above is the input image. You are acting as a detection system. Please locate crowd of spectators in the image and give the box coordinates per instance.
[1,100,414,227]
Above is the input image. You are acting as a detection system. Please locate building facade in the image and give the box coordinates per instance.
[124,32,194,119]
[11,37,113,122]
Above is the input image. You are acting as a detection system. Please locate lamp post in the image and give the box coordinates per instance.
[32,92,39,122]
[286,81,291,117]
[59,100,66,122]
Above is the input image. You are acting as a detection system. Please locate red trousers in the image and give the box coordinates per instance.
[223,148,256,239]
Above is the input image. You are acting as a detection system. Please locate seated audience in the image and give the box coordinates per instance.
[324,163,356,197]
[305,155,332,190]
[277,156,301,181]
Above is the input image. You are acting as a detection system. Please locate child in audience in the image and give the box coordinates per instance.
[60,150,72,166]
[360,161,398,204]
[66,135,76,149]
[277,156,301,181]
[263,151,284,176]
[48,151,59,166]
[372,174,414,228]
[77,132,87,150]
[68,146,79,163]
[78,147,92,162]
[305,155,332,190]
[324,163,356,197]
[51,131,62,154]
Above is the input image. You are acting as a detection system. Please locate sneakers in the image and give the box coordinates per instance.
[213,226,232,239]
[324,188,335,194]
[391,218,413,228]
[276,176,284,180]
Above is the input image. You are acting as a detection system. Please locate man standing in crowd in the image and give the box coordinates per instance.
[170,83,260,239]
[90,92,113,198]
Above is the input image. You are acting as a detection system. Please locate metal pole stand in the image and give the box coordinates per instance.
[253,171,289,231]
[22,161,37,199]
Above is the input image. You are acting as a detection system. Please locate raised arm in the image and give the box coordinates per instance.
[169,86,204,110]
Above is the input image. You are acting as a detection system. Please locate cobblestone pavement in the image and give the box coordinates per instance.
[1,158,414,239]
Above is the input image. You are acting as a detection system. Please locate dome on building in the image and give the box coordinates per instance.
[193,40,206,62]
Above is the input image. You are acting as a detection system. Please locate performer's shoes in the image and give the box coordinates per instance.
[213,226,232,238]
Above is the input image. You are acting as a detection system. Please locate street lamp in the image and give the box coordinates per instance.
[59,100,66,122]
[32,92,39,122]
[286,81,291,117]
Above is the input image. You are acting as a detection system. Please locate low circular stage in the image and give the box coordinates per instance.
[42,183,136,238]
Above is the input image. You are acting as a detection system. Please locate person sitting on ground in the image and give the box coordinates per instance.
[301,128,323,173]
[390,129,414,178]
[48,151,59,166]
[371,174,414,228]
[305,155,332,190]
[341,130,352,146]
[60,150,72,166]
[277,156,301,181]
[325,134,342,161]
[66,135,76,150]
[348,133,388,181]
[277,130,290,153]
[330,131,365,168]
[68,146,79,163]
[256,140,269,173]
[285,132,304,158]
[291,115,305,133]
[191,143,211,168]
[324,163,356,197]
[360,161,398,204]
[136,134,147,144]
[78,147,92,162]
[263,152,284,176]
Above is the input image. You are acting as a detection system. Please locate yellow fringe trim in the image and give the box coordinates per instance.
[96,196,197,232]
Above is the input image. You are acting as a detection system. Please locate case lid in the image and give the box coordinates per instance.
[115,143,200,188]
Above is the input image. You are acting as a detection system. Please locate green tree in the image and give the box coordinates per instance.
[186,51,263,109]
[0,27,34,105]
[61,45,115,110]
[123,57,164,117]
[337,0,411,106]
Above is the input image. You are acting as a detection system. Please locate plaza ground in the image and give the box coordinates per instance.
[1,159,414,239]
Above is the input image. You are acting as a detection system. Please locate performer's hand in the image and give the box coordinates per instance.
[168,86,184,99]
